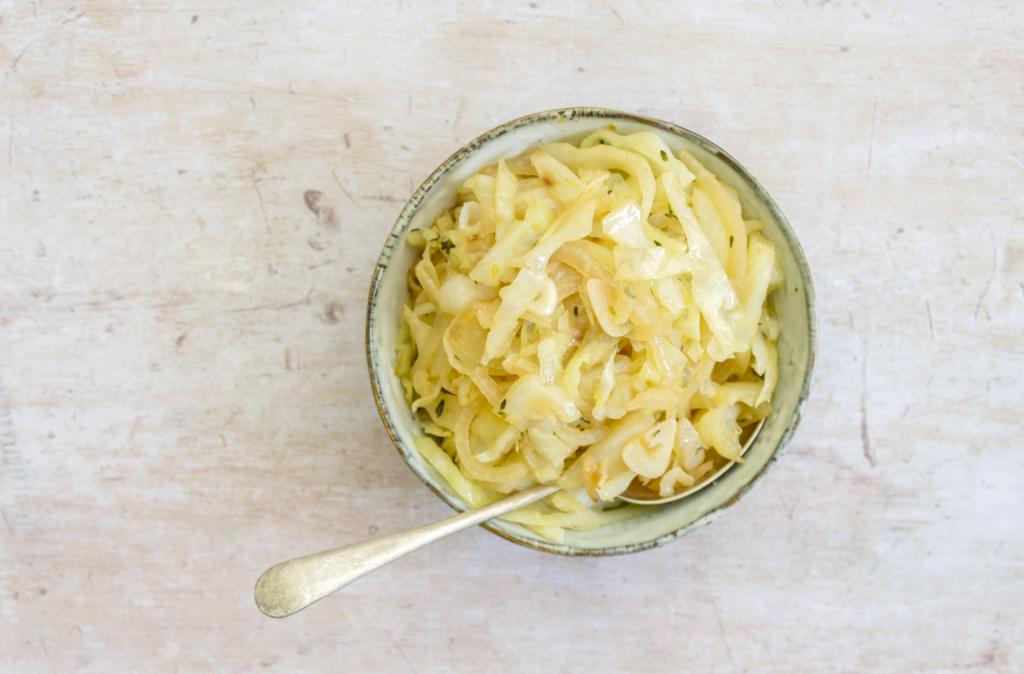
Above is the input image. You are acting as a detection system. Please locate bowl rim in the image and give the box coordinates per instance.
[366,107,818,556]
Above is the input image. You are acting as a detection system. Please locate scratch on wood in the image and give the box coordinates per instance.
[1,508,12,535]
[861,354,875,467]
[128,417,143,450]
[60,11,87,26]
[866,91,880,198]
[220,300,307,315]
[173,298,310,346]
[997,348,1024,358]
[860,407,874,466]
[604,2,625,24]
[385,630,418,674]
[711,600,735,667]
[925,300,933,340]
[963,128,1024,174]
[254,184,271,233]
[11,42,32,70]
[396,643,417,674]
[780,493,795,520]
[973,226,996,320]
[454,93,465,129]
[330,171,357,205]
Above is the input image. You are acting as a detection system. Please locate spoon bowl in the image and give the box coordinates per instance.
[618,420,764,505]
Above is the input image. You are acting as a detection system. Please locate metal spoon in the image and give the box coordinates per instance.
[254,420,762,618]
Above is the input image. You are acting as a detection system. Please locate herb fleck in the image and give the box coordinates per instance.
[598,139,606,145]
[435,399,445,417]
[500,398,507,411]
[573,306,579,316]
[654,429,661,437]
[654,240,662,247]
[729,235,734,248]
[430,235,456,256]
[581,417,591,424]
[624,286,636,299]
[660,150,669,161]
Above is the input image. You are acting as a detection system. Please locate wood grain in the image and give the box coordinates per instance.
[1,1,1021,672]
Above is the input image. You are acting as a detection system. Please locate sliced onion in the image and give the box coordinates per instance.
[454,404,529,482]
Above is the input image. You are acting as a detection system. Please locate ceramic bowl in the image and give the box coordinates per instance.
[366,108,817,556]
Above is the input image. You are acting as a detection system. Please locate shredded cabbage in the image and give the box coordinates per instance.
[398,133,785,541]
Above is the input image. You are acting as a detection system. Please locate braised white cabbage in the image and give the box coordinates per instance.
[396,131,784,542]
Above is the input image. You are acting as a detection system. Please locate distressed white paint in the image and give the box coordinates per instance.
[1,1,1022,672]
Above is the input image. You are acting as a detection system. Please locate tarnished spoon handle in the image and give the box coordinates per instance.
[254,483,560,618]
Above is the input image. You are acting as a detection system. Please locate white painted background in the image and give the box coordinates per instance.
[1,1,1022,672]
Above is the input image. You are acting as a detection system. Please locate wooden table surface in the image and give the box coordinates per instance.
[2,2,1022,672]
